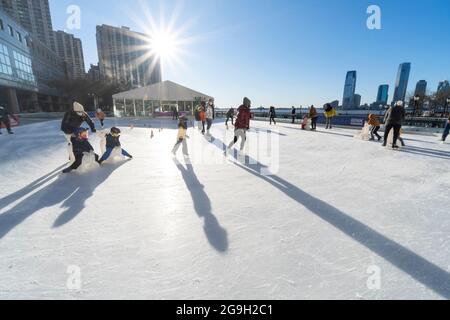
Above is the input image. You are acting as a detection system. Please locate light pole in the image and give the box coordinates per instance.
[445,97,450,116]
[413,95,420,117]
[88,93,98,110]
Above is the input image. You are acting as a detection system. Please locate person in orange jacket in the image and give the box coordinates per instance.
[199,101,207,135]
[96,108,106,128]
[368,114,382,141]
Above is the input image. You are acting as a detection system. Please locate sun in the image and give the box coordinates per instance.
[151,30,177,59]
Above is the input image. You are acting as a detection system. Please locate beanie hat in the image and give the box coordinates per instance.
[396,101,404,107]
[243,97,251,106]
[73,102,85,113]
[73,127,88,136]
[110,127,121,135]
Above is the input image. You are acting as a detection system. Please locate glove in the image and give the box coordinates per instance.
[91,128,97,133]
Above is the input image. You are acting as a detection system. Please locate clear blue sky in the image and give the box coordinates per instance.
[49,0,450,108]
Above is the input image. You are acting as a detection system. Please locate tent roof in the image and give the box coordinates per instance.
[112,80,213,101]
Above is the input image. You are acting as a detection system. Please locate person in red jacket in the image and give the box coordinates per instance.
[227,97,252,153]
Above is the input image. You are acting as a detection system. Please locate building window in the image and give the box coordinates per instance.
[0,19,4,31]
[0,44,13,75]
[12,50,36,85]
[17,31,22,43]
[8,25,14,37]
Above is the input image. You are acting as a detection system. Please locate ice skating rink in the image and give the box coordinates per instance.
[0,118,449,300]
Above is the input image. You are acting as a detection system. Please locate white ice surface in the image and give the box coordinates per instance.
[0,119,450,300]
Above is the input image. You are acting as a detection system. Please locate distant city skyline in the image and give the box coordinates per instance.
[48,0,450,107]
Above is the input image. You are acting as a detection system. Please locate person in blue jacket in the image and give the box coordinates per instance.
[98,127,133,164]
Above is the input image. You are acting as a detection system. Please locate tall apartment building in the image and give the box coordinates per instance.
[96,25,161,88]
[54,30,85,79]
[0,0,55,50]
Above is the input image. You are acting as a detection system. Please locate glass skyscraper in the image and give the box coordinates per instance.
[392,62,411,104]
[342,71,357,108]
[376,85,389,105]
[96,25,162,88]
[414,80,427,96]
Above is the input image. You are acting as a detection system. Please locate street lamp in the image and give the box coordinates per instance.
[413,95,420,117]
[445,97,450,116]
[88,93,98,110]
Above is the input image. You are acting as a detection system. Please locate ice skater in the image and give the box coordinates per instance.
[200,101,207,134]
[269,106,277,125]
[98,127,133,164]
[172,115,189,157]
[382,101,405,149]
[324,104,337,129]
[61,102,97,163]
[225,107,235,129]
[95,108,106,128]
[308,105,318,131]
[291,106,297,124]
[62,128,100,173]
[0,105,17,135]
[227,97,252,154]
[368,114,382,141]
[205,98,215,138]
[441,115,450,143]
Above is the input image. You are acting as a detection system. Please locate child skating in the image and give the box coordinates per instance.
[62,128,100,173]
[172,115,189,157]
[368,114,382,141]
[98,127,133,164]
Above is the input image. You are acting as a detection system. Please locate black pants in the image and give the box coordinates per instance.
[311,117,317,130]
[67,153,100,171]
[384,124,401,146]
[0,117,11,132]
[370,126,381,140]
[270,116,276,125]
[226,116,234,126]
[99,119,104,127]
[292,116,296,124]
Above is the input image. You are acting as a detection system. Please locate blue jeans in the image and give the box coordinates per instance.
[443,123,450,141]
[99,147,131,162]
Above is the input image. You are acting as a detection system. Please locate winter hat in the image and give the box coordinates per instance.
[110,127,121,135]
[396,101,404,107]
[243,97,251,106]
[97,108,102,112]
[73,102,85,113]
[73,127,88,136]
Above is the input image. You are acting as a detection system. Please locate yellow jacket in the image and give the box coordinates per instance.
[325,108,337,118]
[177,127,187,140]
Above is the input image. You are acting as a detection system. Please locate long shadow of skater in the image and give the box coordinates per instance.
[0,164,67,209]
[173,158,228,253]
[212,137,450,298]
[0,163,125,240]
[402,146,450,160]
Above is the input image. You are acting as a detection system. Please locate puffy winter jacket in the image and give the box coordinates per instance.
[308,107,318,119]
[324,108,337,118]
[206,104,215,120]
[235,105,251,130]
[61,111,95,134]
[0,107,14,120]
[269,107,276,117]
[105,133,121,149]
[96,111,106,120]
[199,110,206,122]
[226,108,235,118]
[384,106,405,126]
[71,137,94,156]
[368,114,381,126]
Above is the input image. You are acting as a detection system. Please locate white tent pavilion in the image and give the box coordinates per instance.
[112,80,214,117]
